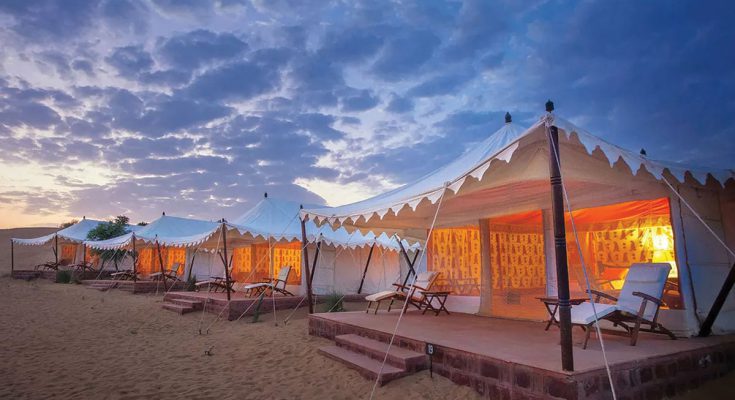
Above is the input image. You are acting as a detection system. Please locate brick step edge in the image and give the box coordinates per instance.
[335,334,428,372]
[318,345,410,386]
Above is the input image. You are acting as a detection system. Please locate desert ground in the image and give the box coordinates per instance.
[1,227,733,399]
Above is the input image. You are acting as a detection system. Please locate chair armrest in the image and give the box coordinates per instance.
[632,291,663,306]
[392,283,410,291]
[586,289,617,302]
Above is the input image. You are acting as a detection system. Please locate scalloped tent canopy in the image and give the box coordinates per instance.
[84,215,221,250]
[229,196,419,251]
[12,218,142,246]
[301,115,734,238]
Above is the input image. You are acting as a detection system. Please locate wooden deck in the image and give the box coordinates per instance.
[310,311,735,399]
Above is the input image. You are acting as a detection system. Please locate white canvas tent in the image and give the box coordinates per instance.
[84,214,224,279]
[82,200,419,296]
[303,113,735,336]
[220,196,420,296]
[11,217,142,270]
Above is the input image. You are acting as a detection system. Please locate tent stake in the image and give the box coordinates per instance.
[698,262,735,337]
[300,209,314,314]
[357,243,376,294]
[545,100,574,372]
[309,240,321,287]
[221,222,232,302]
[156,240,168,292]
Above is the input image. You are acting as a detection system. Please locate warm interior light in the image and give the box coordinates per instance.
[648,227,678,278]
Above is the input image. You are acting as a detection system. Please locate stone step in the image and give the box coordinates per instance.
[170,298,204,310]
[162,303,194,315]
[318,345,409,386]
[335,334,427,372]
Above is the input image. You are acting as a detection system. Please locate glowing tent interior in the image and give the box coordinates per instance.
[303,113,735,336]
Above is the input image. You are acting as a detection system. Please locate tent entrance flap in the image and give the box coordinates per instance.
[487,211,547,321]
[427,226,482,296]
[231,242,302,285]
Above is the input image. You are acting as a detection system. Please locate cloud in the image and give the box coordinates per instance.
[0,0,99,42]
[157,29,249,69]
[183,60,282,102]
[406,71,474,98]
[339,89,380,112]
[371,28,441,81]
[105,45,154,78]
[386,94,414,114]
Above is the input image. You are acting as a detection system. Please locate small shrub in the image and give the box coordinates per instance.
[56,270,72,284]
[323,292,345,312]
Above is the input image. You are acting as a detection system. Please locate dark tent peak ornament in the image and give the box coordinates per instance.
[545,99,555,112]
[640,148,647,157]
[505,112,512,124]
[264,192,268,198]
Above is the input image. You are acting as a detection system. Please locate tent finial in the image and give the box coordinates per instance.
[82,216,86,220]
[264,192,268,198]
[545,99,554,112]
[300,204,304,209]
[505,112,512,123]
[162,211,166,216]
[640,148,647,157]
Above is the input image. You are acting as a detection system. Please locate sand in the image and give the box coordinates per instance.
[0,227,733,399]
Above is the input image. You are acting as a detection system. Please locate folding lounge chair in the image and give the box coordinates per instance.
[35,261,60,271]
[150,262,182,282]
[70,261,97,273]
[242,266,293,297]
[35,258,71,271]
[364,271,440,314]
[195,275,237,293]
[110,269,140,281]
[561,263,677,349]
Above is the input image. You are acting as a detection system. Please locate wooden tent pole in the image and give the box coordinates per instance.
[54,234,58,265]
[300,208,314,314]
[156,240,168,291]
[186,251,197,284]
[309,240,321,287]
[132,233,137,282]
[699,262,735,337]
[545,100,574,372]
[222,221,232,302]
[357,243,376,294]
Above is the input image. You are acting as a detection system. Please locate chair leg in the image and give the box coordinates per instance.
[374,301,380,315]
[583,325,592,349]
[630,317,642,346]
[387,298,394,312]
[366,301,372,313]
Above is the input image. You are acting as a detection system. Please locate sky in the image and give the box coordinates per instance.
[0,0,733,228]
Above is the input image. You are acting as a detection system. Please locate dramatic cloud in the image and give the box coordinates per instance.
[0,0,733,227]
